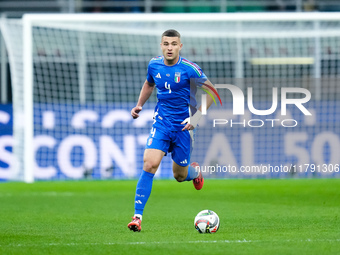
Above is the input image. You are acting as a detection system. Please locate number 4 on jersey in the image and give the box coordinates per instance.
[165,82,171,94]
[150,127,156,137]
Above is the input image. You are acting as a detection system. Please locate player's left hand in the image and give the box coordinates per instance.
[181,120,194,131]
[181,110,202,131]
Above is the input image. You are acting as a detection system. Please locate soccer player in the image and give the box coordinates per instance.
[128,29,218,232]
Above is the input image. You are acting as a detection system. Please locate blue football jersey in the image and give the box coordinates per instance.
[147,56,207,131]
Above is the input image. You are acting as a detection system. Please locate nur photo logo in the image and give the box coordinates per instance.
[200,84,312,128]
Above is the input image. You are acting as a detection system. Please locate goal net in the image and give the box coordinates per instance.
[1,13,339,182]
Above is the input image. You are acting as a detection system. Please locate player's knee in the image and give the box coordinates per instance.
[143,160,159,173]
[173,172,186,182]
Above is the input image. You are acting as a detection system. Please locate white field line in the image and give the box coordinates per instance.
[0,192,112,197]
[1,239,340,247]
[0,192,75,197]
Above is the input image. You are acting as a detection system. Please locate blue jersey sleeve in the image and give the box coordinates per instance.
[180,58,207,87]
[190,64,207,88]
[146,64,154,84]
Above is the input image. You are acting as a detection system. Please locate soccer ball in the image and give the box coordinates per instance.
[194,209,220,234]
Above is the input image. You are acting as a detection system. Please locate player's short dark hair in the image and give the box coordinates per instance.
[162,29,181,38]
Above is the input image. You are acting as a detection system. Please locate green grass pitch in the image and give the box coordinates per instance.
[0,179,339,255]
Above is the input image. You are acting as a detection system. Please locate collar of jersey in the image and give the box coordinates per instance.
[162,56,182,66]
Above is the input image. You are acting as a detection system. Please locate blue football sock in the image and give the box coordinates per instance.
[134,170,155,216]
[184,165,199,181]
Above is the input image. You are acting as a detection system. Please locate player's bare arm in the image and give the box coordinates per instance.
[181,79,217,131]
[131,79,155,119]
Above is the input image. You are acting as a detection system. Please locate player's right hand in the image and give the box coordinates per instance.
[131,106,142,119]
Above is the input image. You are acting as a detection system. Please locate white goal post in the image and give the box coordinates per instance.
[1,12,340,182]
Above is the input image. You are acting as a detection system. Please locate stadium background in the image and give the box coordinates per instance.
[0,2,339,255]
[0,1,339,181]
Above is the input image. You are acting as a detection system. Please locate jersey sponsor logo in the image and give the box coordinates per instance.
[156,73,161,78]
[180,159,188,164]
[175,72,181,83]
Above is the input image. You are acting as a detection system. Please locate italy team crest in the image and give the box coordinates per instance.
[147,138,153,146]
[174,72,181,83]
